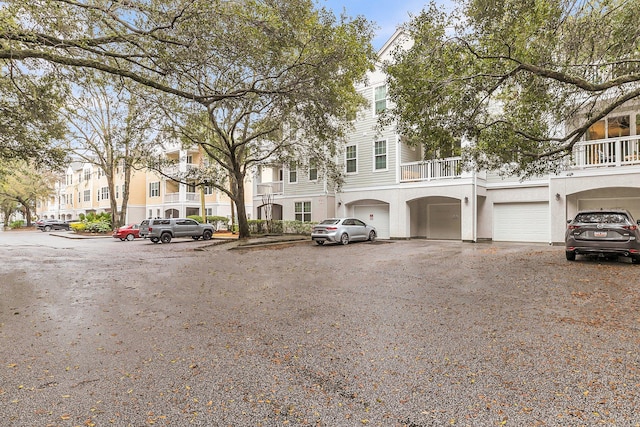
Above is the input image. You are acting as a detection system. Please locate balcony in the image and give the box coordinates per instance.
[164,192,199,203]
[571,136,640,168]
[256,181,283,196]
[400,157,463,182]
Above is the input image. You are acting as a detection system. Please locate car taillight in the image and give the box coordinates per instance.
[326,227,337,230]
[567,225,580,230]
[148,227,153,232]
[623,225,638,231]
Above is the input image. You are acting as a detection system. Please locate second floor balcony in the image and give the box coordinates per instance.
[256,181,283,196]
[400,157,463,182]
[571,136,640,168]
[164,192,199,203]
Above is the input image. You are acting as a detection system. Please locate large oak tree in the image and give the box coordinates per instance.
[383,0,640,177]
[0,0,376,237]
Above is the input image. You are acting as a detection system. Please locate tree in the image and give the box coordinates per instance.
[0,160,57,226]
[65,73,161,229]
[1,0,375,238]
[0,67,68,168]
[383,0,640,177]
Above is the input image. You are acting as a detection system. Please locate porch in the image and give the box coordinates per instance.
[571,136,640,168]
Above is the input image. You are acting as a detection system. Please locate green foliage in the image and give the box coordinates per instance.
[384,0,640,178]
[187,215,203,223]
[71,212,112,233]
[0,71,68,169]
[246,220,316,235]
[9,220,24,229]
[207,216,230,230]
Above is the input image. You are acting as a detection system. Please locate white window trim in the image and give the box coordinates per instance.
[288,163,298,184]
[373,139,388,172]
[373,84,387,116]
[294,201,312,222]
[345,145,358,174]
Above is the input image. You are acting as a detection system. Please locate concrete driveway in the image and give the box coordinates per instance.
[1,232,639,426]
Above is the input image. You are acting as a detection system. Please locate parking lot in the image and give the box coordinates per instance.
[1,230,640,426]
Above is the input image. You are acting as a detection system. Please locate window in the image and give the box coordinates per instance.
[83,190,91,202]
[84,169,91,182]
[295,201,311,222]
[187,183,196,193]
[586,115,630,140]
[289,162,297,183]
[100,187,109,201]
[150,182,160,197]
[346,145,357,173]
[309,159,318,181]
[374,85,387,115]
[374,140,387,170]
[116,185,119,199]
[204,185,213,195]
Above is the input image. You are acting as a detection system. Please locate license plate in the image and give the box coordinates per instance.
[594,231,607,237]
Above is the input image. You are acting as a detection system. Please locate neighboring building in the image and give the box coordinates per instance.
[252,30,640,244]
[37,145,252,224]
[143,143,251,221]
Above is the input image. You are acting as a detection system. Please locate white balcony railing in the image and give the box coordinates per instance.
[163,192,198,203]
[256,181,284,196]
[400,157,463,182]
[572,136,640,168]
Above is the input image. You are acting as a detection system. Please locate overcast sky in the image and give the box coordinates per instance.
[319,0,453,50]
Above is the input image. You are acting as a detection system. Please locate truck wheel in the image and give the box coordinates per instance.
[160,233,172,244]
[202,230,212,240]
[192,236,200,240]
[150,237,159,243]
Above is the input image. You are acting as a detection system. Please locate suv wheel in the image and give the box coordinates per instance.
[43,225,51,232]
[565,250,576,261]
[160,233,172,244]
[202,230,212,240]
[632,255,640,265]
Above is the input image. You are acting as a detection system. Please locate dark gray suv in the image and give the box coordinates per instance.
[565,209,640,263]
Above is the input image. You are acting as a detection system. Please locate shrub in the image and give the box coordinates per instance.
[187,215,203,223]
[70,222,87,232]
[207,216,230,230]
[10,220,24,229]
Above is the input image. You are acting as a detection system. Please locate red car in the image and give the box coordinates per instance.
[112,223,141,241]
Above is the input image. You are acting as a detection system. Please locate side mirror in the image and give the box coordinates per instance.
[567,219,572,224]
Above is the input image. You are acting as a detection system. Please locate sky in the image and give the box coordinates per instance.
[320,0,452,50]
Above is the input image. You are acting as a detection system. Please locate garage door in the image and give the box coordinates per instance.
[578,198,640,221]
[428,203,461,240]
[354,204,390,239]
[493,202,549,242]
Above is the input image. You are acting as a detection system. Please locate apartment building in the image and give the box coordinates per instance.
[253,31,640,244]
[38,144,252,224]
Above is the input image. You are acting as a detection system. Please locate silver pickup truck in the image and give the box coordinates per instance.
[144,218,214,243]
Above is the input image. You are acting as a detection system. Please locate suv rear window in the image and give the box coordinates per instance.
[574,213,629,224]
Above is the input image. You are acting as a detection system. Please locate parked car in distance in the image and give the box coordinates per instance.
[146,218,214,243]
[565,209,640,263]
[113,223,141,241]
[37,219,70,232]
[311,217,377,246]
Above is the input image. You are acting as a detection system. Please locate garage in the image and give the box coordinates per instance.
[578,197,640,221]
[493,202,549,242]
[354,204,390,239]
[427,203,461,240]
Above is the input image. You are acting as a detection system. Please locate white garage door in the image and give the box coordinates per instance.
[578,198,640,221]
[493,202,549,242]
[354,205,390,239]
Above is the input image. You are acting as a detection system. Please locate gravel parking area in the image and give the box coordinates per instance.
[1,236,639,426]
